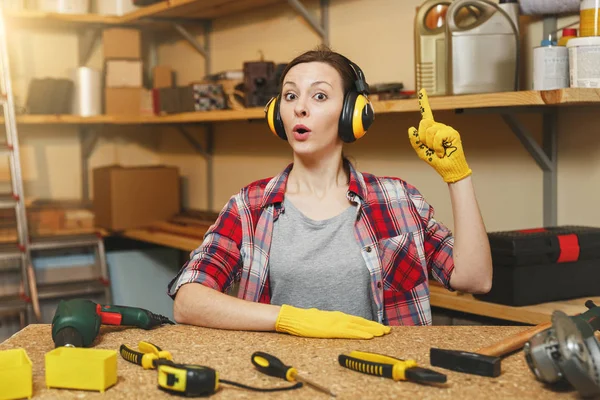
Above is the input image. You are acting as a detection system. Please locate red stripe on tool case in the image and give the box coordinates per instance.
[557,234,580,263]
[518,228,547,234]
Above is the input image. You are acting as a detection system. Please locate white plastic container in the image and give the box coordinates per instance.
[37,0,90,14]
[580,0,600,37]
[567,37,600,88]
[94,0,139,16]
[533,40,569,91]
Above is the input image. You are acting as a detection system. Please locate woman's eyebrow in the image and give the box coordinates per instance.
[311,80,333,89]
[282,80,333,88]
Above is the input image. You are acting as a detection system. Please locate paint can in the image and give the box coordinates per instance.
[533,39,569,90]
[567,37,600,88]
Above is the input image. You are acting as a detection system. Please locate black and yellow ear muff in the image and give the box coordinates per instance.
[264,55,375,143]
[338,58,375,143]
[264,95,287,140]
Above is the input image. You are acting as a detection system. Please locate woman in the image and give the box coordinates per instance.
[168,46,493,339]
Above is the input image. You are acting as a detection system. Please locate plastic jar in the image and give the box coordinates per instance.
[580,0,600,37]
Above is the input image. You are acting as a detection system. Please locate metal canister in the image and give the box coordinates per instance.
[533,39,569,91]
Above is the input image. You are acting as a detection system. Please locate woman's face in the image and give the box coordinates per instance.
[279,61,345,158]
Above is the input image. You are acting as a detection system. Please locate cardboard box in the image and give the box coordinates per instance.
[153,66,174,88]
[103,28,141,60]
[105,60,143,87]
[93,165,180,231]
[104,87,143,115]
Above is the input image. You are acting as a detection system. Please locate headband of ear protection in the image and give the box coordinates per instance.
[264,55,375,143]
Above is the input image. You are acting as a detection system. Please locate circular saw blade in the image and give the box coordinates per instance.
[553,310,600,395]
[554,310,592,372]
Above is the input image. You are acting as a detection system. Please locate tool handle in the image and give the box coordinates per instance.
[477,321,552,357]
[338,354,396,380]
[580,301,600,332]
[251,351,296,382]
[120,344,146,366]
[97,304,174,329]
[139,341,173,361]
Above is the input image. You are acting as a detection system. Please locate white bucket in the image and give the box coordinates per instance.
[567,36,600,88]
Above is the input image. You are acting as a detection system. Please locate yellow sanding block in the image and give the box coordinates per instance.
[0,348,32,400]
[45,347,117,393]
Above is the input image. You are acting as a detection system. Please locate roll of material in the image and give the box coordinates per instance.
[519,0,580,15]
[72,67,101,117]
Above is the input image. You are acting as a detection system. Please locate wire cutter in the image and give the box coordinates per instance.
[120,341,174,369]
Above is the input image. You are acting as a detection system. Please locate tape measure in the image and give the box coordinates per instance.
[157,363,218,397]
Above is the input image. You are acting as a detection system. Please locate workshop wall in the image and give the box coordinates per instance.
[0,0,598,232]
[157,0,600,231]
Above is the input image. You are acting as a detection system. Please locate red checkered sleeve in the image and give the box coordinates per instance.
[167,196,243,299]
[404,182,455,290]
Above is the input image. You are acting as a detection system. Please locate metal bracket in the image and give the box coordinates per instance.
[457,106,558,226]
[176,125,215,211]
[500,111,558,227]
[78,29,101,66]
[173,20,212,75]
[286,0,330,46]
[79,127,99,204]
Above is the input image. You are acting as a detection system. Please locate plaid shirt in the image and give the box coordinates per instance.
[168,162,455,326]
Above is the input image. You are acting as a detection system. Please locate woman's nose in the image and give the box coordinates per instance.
[294,100,309,117]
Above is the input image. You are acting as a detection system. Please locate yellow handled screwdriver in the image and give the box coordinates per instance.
[251,351,336,397]
[338,351,447,384]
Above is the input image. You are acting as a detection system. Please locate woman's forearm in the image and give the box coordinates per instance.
[447,176,493,293]
[173,283,281,330]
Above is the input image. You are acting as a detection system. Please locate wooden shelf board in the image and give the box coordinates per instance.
[6,10,121,27]
[119,0,281,23]
[8,89,600,126]
[429,281,600,325]
[121,229,200,252]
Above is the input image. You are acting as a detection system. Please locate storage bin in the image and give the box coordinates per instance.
[0,348,32,400]
[45,347,117,393]
[475,226,600,306]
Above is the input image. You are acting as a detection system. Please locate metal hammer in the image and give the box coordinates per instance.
[430,321,552,377]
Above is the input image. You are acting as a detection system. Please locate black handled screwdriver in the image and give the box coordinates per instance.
[251,351,336,397]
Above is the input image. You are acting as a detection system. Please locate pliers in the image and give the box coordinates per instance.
[120,341,174,369]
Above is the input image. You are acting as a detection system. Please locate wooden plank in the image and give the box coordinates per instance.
[120,0,281,23]
[7,89,600,126]
[429,281,599,325]
[6,10,121,27]
[122,229,199,252]
[148,221,211,238]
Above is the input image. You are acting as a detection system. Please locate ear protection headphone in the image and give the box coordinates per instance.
[264,55,375,143]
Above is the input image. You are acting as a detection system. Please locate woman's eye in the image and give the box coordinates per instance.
[284,93,297,101]
[314,93,327,101]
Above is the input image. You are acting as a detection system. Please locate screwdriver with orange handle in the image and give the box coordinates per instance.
[251,351,337,397]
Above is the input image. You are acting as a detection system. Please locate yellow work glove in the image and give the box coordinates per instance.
[275,304,391,339]
[408,88,472,183]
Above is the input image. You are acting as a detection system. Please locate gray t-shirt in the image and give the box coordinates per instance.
[268,198,376,321]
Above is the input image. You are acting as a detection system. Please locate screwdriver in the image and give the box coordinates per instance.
[251,351,337,397]
[338,351,447,384]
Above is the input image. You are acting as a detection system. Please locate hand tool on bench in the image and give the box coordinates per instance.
[430,301,600,378]
[121,342,302,397]
[52,298,174,348]
[338,350,447,385]
[524,300,600,398]
[251,351,336,397]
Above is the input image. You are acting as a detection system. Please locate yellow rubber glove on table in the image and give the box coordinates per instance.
[275,304,391,339]
[408,88,472,183]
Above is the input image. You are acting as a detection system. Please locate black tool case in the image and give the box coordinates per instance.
[474,226,600,306]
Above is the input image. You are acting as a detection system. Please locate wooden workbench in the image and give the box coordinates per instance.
[0,324,587,399]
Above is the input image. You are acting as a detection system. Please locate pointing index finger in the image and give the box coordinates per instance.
[418,88,434,121]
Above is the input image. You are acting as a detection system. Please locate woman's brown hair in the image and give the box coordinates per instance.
[278,45,357,94]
